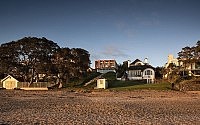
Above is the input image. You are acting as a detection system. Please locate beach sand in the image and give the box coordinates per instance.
[0,90,200,124]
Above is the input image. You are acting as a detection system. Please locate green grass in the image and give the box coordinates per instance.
[109,81,171,91]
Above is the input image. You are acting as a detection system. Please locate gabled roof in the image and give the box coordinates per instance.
[128,65,154,71]
[1,75,19,82]
[130,59,142,65]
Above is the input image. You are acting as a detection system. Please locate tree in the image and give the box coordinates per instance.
[194,41,200,59]
[178,46,193,75]
[0,41,21,78]
[155,67,164,79]
[51,48,72,88]
[0,37,91,87]
[51,48,91,87]
[0,37,60,83]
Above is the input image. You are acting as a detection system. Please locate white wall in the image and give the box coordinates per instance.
[2,76,18,89]
[97,79,108,89]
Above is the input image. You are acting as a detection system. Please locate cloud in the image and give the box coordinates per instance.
[101,45,129,58]
[90,45,130,68]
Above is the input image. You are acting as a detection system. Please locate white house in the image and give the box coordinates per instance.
[96,78,108,89]
[127,59,155,83]
[164,54,179,68]
[1,75,19,89]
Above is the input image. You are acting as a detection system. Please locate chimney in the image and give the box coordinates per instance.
[127,60,131,68]
[144,58,148,65]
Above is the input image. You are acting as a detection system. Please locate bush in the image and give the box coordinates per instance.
[102,72,116,81]
[81,72,101,85]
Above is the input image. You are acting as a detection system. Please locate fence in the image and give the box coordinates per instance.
[0,82,3,88]
[17,82,55,88]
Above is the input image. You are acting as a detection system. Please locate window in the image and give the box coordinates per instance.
[145,70,152,75]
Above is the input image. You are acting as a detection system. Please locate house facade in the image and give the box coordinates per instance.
[127,59,155,83]
[178,58,200,76]
[95,60,117,73]
[164,54,179,68]
[1,75,19,89]
[164,54,200,77]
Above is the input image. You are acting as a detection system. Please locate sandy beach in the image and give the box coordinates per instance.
[0,90,200,125]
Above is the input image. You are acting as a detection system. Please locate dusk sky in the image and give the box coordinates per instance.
[0,0,200,67]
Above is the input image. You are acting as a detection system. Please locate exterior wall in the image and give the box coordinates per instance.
[97,79,108,89]
[187,63,196,70]
[127,68,155,83]
[2,76,18,89]
[97,69,116,74]
[165,54,179,68]
[134,62,144,66]
[95,60,117,69]
[128,76,143,80]
[143,68,155,83]
[127,70,143,80]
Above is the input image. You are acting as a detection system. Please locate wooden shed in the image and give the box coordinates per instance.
[97,78,108,89]
[1,75,19,89]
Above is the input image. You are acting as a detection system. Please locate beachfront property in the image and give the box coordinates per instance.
[0,75,50,90]
[164,54,179,68]
[126,58,155,83]
[0,75,19,89]
[164,54,200,77]
[178,58,200,77]
[95,60,118,73]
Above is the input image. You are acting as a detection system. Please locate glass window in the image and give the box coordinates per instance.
[145,70,152,75]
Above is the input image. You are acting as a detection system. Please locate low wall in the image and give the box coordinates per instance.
[20,88,48,90]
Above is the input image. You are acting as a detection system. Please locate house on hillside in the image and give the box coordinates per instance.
[95,60,118,73]
[126,58,155,83]
[164,54,179,68]
[1,75,19,89]
[178,58,200,77]
[163,54,200,78]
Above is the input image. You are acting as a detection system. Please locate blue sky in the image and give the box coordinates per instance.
[0,0,200,67]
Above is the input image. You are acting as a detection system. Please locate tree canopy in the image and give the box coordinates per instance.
[0,37,90,87]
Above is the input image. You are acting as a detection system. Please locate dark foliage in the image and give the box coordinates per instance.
[0,37,91,87]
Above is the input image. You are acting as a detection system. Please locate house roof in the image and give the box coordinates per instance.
[1,75,19,82]
[130,59,142,65]
[128,65,154,71]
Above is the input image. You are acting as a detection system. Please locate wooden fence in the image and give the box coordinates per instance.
[17,82,55,88]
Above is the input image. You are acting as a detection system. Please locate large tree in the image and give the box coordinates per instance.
[0,37,91,87]
[0,37,60,83]
[51,47,72,88]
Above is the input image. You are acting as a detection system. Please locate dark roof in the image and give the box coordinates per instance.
[128,65,154,71]
[130,59,142,65]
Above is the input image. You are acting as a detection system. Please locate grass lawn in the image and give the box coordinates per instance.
[79,72,172,91]
[108,80,172,91]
